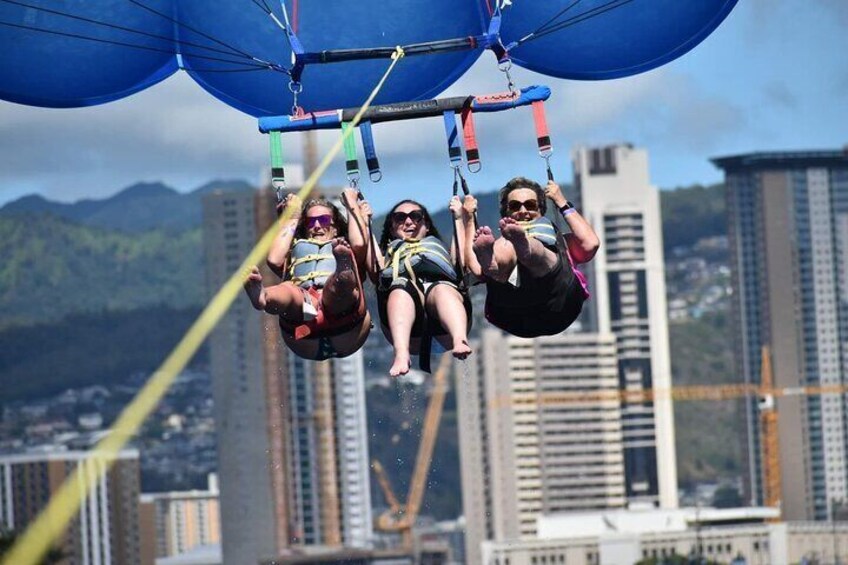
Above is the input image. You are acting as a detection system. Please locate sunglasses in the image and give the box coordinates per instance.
[391,210,424,224]
[305,214,334,228]
[507,199,539,213]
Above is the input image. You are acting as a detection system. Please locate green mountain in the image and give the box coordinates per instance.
[0,214,203,327]
[0,306,206,404]
[0,180,252,233]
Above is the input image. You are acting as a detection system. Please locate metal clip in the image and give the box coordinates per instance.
[289,80,303,116]
[498,59,516,95]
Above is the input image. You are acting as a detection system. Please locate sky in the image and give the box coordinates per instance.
[0,0,846,214]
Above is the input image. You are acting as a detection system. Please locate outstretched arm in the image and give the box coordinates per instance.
[545,180,600,264]
[448,196,467,269]
[358,200,386,284]
[461,195,483,277]
[341,188,369,273]
[267,194,302,278]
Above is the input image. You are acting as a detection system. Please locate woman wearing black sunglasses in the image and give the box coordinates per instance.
[244,189,372,360]
[369,198,472,376]
[460,176,599,337]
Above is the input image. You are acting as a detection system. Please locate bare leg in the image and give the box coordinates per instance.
[244,266,304,322]
[426,284,472,360]
[322,238,360,316]
[473,226,517,283]
[386,289,416,377]
[500,217,558,278]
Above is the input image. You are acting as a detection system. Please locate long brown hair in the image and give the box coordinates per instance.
[295,198,348,240]
[379,200,443,251]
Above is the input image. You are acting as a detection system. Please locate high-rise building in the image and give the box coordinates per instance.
[139,474,221,559]
[458,329,624,564]
[286,353,373,548]
[202,184,372,563]
[0,449,142,565]
[571,144,678,509]
[713,149,848,521]
[203,187,282,564]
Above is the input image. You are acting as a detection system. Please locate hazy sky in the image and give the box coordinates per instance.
[0,0,845,214]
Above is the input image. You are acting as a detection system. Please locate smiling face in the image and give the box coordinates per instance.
[303,205,337,241]
[391,202,427,241]
[506,188,542,222]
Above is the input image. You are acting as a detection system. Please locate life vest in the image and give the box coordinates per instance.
[518,216,558,248]
[379,236,457,289]
[287,239,336,289]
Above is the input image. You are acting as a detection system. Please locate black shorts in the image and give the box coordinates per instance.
[484,255,585,338]
[377,278,472,339]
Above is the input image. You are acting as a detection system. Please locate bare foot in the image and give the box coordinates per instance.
[499,217,532,262]
[331,238,357,287]
[244,266,267,310]
[473,226,498,277]
[452,338,472,360]
[389,351,411,378]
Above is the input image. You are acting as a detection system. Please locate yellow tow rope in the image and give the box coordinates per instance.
[1,47,406,565]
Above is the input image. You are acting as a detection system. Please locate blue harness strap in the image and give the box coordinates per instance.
[442,110,463,167]
[359,121,381,182]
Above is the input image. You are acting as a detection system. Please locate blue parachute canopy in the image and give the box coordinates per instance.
[0,0,178,108]
[499,0,739,80]
[0,0,738,116]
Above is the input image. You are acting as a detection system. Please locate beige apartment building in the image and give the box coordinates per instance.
[458,330,625,564]
[0,449,142,565]
[713,149,848,521]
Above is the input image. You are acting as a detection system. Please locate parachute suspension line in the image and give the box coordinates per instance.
[515,0,637,46]
[123,0,289,70]
[269,131,287,202]
[0,48,406,565]
[522,0,584,42]
[0,0,264,63]
[0,19,282,72]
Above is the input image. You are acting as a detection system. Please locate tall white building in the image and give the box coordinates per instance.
[204,187,280,564]
[203,185,372,564]
[458,329,624,565]
[571,144,678,509]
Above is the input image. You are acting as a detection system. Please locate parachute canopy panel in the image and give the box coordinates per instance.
[177,0,492,117]
[500,0,739,80]
[0,0,178,108]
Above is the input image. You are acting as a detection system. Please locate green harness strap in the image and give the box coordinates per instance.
[341,121,360,187]
[269,130,286,200]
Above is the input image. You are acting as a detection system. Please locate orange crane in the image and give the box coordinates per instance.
[489,344,848,520]
[758,346,781,517]
[371,352,452,549]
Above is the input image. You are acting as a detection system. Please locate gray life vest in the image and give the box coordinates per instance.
[287,239,336,289]
[379,236,457,289]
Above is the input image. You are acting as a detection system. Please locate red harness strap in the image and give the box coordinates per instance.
[531,100,552,154]
[460,107,481,172]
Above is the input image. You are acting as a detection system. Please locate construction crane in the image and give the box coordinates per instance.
[489,344,848,521]
[371,352,452,549]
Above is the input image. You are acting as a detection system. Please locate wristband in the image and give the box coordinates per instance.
[558,201,573,212]
[561,207,576,217]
